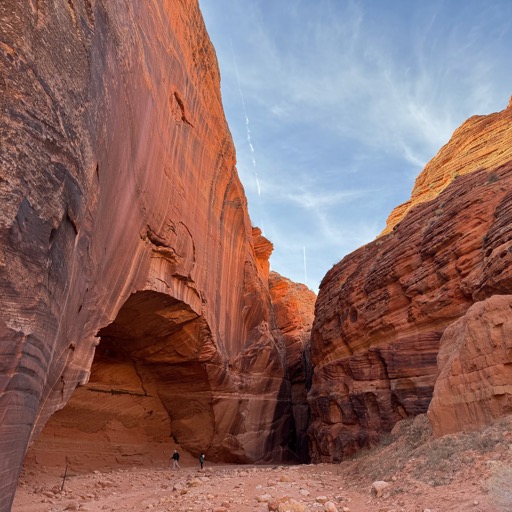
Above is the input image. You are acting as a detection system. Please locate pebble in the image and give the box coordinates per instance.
[324,501,338,512]
[371,480,390,498]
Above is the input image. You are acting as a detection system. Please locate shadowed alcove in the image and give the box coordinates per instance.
[25,290,216,471]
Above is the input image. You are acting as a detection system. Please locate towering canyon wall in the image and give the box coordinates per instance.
[309,101,512,462]
[0,1,294,508]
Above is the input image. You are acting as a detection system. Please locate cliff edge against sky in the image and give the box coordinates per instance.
[0,1,311,508]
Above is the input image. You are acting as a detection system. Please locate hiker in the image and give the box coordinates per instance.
[199,452,205,470]
[172,449,181,469]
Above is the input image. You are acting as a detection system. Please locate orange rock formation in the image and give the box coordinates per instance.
[428,295,512,436]
[383,99,512,234]
[0,1,298,508]
[269,271,316,462]
[309,100,512,462]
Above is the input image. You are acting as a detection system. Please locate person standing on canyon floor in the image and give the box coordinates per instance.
[199,452,205,470]
[172,449,181,469]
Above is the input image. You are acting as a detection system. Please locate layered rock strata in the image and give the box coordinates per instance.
[0,0,292,508]
[383,98,512,234]
[428,295,512,436]
[269,271,316,462]
[309,100,512,461]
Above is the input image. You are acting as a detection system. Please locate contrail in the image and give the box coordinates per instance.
[230,39,262,199]
[303,246,308,286]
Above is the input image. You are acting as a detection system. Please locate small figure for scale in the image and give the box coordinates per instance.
[172,449,181,469]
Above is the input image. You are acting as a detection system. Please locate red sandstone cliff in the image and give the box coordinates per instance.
[428,295,512,437]
[309,101,512,462]
[269,271,316,462]
[0,1,293,508]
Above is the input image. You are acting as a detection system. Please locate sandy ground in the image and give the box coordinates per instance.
[12,415,512,512]
[11,460,497,512]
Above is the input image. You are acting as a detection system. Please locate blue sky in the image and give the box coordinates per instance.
[198,0,512,292]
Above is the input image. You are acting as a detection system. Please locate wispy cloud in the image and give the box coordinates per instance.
[199,0,512,290]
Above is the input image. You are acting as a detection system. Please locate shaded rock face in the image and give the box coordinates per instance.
[428,295,512,436]
[0,0,293,508]
[309,125,512,461]
[268,271,316,462]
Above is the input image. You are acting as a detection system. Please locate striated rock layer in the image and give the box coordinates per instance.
[309,101,512,462]
[428,295,512,437]
[0,0,293,508]
[269,271,316,462]
[383,97,512,234]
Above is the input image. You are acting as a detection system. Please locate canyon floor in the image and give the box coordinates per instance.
[13,415,512,512]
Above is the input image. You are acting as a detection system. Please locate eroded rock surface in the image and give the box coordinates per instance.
[269,271,316,462]
[309,100,512,461]
[383,99,512,234]
[428,295,512,436]
[0,0,292,508]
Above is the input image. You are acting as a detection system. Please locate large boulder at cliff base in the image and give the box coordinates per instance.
[428,295,512,437]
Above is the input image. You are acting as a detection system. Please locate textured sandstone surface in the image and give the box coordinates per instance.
[268,271,316,462]
[428,295,512,436]
[383,98,512,234]
[309,146,512,461]
[0,0,293,508]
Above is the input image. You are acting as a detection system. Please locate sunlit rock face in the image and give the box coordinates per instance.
[308,101,512,462]
[269,271,316,462]
[383,100,512,234]
[428,295,512,437]
[0,0,292,508]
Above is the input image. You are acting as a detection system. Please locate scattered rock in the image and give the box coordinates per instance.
[371,480,390,498]
[268,496,292,511]
[324,501,338,512]
[268,497,306,512]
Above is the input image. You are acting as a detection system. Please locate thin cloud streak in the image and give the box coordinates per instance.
[199,0,512,290]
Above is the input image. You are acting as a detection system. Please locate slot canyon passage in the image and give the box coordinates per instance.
[3,0,512,511]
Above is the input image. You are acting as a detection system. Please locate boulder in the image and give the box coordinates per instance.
[428,295,512,436]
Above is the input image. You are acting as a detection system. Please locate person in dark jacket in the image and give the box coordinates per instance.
[172,449,181,469]
[199,452,205,470]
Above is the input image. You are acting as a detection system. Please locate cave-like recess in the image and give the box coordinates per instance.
[25,290,215,470]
